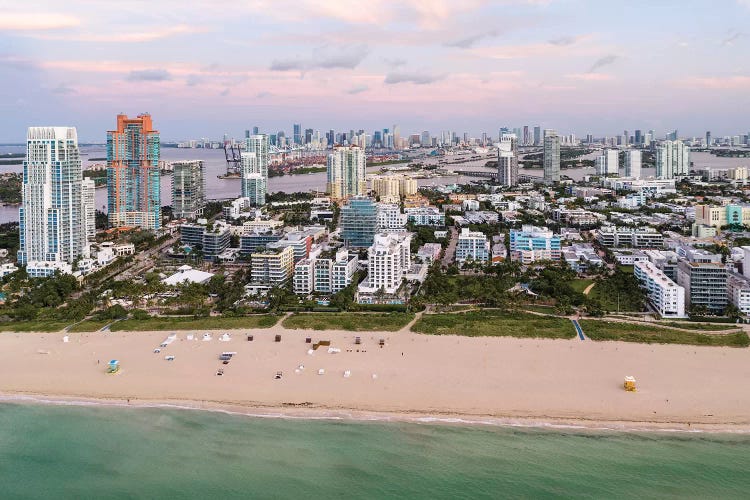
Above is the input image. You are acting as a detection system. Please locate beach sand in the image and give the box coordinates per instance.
[1,326,749,431]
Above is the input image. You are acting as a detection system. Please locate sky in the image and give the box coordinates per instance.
[1,0,749,142]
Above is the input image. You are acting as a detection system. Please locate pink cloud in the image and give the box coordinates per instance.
[565,73,614,81]
[0,13,79,30]
[680,76,750,89]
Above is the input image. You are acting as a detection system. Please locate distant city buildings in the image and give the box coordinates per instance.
[543,130,560,183]
[327,146,366,199]
[371,174,417,202]
[107,113,161,230]
[18,127,88,274]
[172,160,205,220]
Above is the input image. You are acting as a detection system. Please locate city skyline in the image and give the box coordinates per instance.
[1,0,750,141]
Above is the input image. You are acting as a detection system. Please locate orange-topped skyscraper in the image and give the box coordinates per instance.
[106,113,161,229]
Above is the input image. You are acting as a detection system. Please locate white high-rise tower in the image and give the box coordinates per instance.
[327,146,366,199]
[656,140,690,179]
[624,150,642,179]
[18,127,87,272]
[241,134,269,205]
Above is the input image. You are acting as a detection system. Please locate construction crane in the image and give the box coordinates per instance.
[223,143,242,177]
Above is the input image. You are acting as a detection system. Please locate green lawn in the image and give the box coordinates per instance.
[110,315,280,332]
[412,310,576,339]
[588,285,641,312]
[660,321,742,332]
[580,320,749,347]
[570,279,594,294]
[0,320,70,332]
[67,320,112,332]
[282,312,414,331]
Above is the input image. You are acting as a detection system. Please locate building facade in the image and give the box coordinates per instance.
[359,232,412,295]
[107,113,161,229]
[455,228,489,264]
[543,130,560,183]
[341,196,378,248]
[676,249,727,313]
[19,127,87,270]
[624,150,642,179]
[81,177,96,241]
[327,146,366,199]
[655,140,690,179]
[172,160,205,220]
[634,261,686,317]
[509,225,561,263]
[241,134,269,205]
[596,149,619,176]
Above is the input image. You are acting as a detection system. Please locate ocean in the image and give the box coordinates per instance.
[1,403,749,499]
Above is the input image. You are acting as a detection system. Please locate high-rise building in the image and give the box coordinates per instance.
[252,126,259,135]
[421,131,431,147]
[623,130,629,146]
[533,126,541,146]
[676,248,727,314]
[326,146,366,199]
[523,126,529,146]
[656,140,690,179]
[293,123,302,145]
[624,150,642,179]
[393,125,401,150]
[543,130,560,183]
[241,134,269,205]
[597,149,619,176]
[341,196,378,248]
[18,127,87,268]
[81,177,96,241]
[497,133,518,187]
[172,160,206,220]
[304,128,313,145]
[360,232,412,294]
[634,130,642,145]
[706,131,712,147]
[107,113,161,230]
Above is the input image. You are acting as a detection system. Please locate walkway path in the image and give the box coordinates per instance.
[583,283,596,295]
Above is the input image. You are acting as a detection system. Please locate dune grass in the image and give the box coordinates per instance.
[412,310,575,339]
[580,320,749,347]
[110,315,280,332]
[282,312,414,332]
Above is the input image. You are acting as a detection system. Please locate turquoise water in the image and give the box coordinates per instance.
[1,404,749,499]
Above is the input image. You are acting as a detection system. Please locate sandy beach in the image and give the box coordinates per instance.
[1,325,749,431]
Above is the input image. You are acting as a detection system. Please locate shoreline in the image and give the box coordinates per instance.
[2,391,749,435]
[2,328,749,434]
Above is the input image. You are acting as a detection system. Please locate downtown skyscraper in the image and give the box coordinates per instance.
[18,127,87,271]
[241,134,269,205]
[497,133,518,187]
[107,113,161,230]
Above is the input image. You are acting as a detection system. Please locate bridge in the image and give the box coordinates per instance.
[453,169,543,183]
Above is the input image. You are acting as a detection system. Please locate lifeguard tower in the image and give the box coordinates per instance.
[107,360,120,374]
[623,376,636,392]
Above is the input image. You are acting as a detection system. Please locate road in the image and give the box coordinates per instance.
[441,227,459,266]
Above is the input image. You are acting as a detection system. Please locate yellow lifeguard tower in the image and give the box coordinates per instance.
[623,376,636,392]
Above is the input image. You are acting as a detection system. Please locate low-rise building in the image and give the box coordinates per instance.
[634,260,686,317]
[417,243,442,264]
[456,228,489,264]
[376,203,407,231]
[509,225,561,264]
[596,226,664,248]
[404,207,445,226]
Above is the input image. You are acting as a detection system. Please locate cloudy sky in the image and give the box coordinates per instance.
[1,0,749,141]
